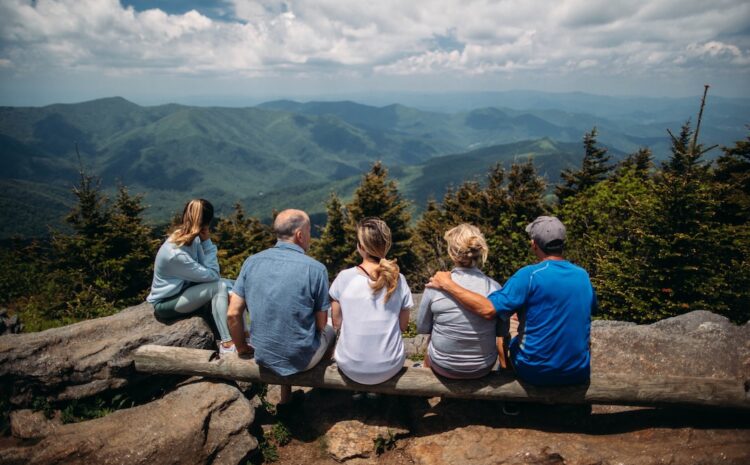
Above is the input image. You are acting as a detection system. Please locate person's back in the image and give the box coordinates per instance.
[330,218,413,385]
[417,225,501,379]
[500,260,592,385]
[331,268,412,384]
[229,209,334,408]
[426,216,595,387]
[238,242,330,375]
[418,268,500,377]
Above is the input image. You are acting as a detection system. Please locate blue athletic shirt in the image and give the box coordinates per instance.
[488,260,595,386]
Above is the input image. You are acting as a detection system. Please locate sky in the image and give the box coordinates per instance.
[0,0,749,106]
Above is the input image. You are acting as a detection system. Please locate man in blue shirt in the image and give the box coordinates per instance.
[427,216,595,386]
[227,209,335,405]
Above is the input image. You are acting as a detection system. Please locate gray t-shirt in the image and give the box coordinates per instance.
[416,267,502,374]
[233,241,330,376]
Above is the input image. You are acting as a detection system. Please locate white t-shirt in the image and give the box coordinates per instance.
[329,267,414,385]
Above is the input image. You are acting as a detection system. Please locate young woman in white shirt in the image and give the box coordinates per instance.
[329,218,413,387]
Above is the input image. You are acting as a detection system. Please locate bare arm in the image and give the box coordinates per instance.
[331,300,342,332]
[227,294,252,355]
[315,309,328,332]
[426,271,496,320]
[398,308,410,332]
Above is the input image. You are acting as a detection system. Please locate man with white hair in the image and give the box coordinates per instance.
[227,209,335,408]
[427,216,595,386]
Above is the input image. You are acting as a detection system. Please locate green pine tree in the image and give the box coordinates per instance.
[560,162,660,321]
[614,147,653,181]
[345,162,416,274]
[20,170,158,329]
[714,132,750,225]
[213,202,275,279]
[556,127,613,203]
[410,199,450,290]
[310,193,350,280]
[412,162,546,285]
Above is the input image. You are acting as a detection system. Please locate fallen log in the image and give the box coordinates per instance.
[134,344,750,410]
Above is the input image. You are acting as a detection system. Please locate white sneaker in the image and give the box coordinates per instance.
[219,341,237,356]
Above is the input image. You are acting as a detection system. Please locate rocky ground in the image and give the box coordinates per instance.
[251,367,750,465]
[1,304,748,464]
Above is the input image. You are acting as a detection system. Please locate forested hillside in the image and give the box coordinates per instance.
[0,89,747,332]
[1,93,747,237]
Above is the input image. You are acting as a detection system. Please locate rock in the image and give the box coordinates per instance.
[407,422,750,465]
[9,409,62,439]
[408,293,423,322]
[326,420,409,461]
[403,334,429,359]
[0,380,257,465]
[590,310,747,380]
[0,302,214,405]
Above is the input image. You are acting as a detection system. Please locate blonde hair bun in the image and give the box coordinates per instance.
[444,223,489,268]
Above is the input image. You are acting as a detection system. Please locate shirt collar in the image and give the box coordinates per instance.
[274,240,305,254]
[452,266,480,273]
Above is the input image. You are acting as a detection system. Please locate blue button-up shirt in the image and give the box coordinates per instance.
[233,241,330,376]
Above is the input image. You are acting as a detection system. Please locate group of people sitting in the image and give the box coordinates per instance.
[147,199,596,408]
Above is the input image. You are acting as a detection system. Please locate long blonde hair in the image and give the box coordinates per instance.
[169,199,214,247]
[357,218,399,302]
[444,223,488,268]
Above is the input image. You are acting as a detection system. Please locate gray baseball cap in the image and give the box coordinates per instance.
[525,216,566,252]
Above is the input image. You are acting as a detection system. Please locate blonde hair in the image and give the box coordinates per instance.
[169,199,214,247]
[444,223,488,268]
[357,218,400,302]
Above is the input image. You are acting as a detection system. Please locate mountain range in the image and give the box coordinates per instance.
[1,92,747,238]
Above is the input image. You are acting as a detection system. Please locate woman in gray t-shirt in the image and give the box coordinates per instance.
[416,224,501,379]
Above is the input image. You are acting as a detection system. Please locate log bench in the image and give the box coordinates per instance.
[133,344,750,410]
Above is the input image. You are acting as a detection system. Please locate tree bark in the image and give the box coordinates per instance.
[134,344,750,409]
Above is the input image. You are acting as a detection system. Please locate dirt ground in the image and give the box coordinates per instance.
[247,385,750,465]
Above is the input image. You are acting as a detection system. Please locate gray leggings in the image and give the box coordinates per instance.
[153,279,233,342]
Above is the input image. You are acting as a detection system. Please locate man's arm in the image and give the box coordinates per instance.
[315,308,328,331]
[426,271,496,320]
[312,266,331,332]
[227,294,252,355]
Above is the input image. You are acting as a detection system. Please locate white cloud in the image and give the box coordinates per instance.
[0,0,748,97]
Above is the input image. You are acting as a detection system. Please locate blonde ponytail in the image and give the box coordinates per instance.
[372,258,400,302]
[357,218,400,301]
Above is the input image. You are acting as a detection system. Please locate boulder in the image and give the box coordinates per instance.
[407,423,750,465]
[9,409,62,439]
[591,310,747,381]
[0,380,257,465]
[0,302,214,405]
[325,420,409,461]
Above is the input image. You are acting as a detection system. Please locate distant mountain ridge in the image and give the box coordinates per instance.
[1,95,747,238]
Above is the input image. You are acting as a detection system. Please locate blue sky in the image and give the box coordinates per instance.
[1,0,749,106]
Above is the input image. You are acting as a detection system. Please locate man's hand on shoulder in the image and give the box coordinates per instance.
[426,271,454,291]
